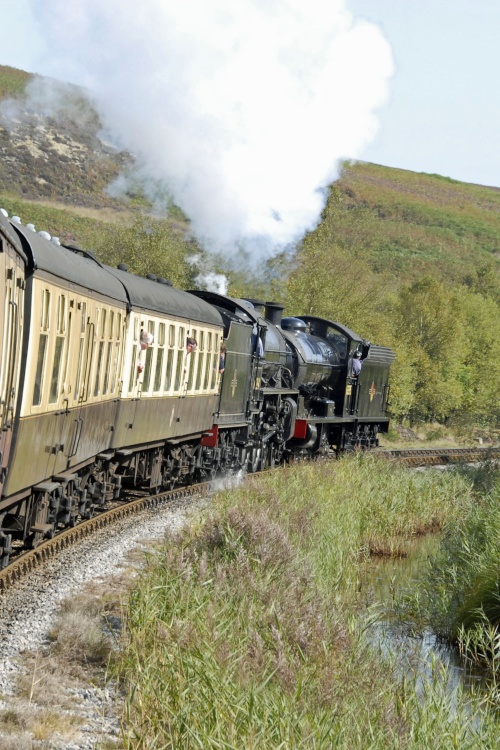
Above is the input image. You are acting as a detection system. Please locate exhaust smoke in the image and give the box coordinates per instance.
[26,0,394,258]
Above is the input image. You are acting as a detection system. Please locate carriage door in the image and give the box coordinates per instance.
[66,302,95,465]
[0,249,24,487]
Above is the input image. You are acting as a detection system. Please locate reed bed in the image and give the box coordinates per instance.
[115,456,500,748]
[402,463,500,680]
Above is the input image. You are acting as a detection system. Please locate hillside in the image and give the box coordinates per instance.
[335,162,500,280]
[0,65,132,209]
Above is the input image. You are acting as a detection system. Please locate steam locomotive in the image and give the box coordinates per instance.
[0,209,394,568]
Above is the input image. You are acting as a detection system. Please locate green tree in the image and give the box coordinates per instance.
[391,277,466,423]
[87,216,196,289]
[453,289,500,426]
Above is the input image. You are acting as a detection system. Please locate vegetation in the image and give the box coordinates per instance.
[398,462,500,681]
[114,458,500,748]
[0,65,32,99]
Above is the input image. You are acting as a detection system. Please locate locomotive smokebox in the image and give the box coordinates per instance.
[265,302,285,326]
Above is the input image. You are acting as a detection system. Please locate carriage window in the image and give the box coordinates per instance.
[41,289,50,330]
[111,342,120,393]
[74,340,84,400]
[154,322,165,393]
[142,320,155,392]
[187,329,198,390]
[56,295,66,334]
[165,349,175,391]
[173,326,185,392]
[102,307,116,396]
[196,331,205,390]
[48,294,68,404]
[186,357,194,390]
[211,334,220,389]
[128,347,137,392]
[204,332,213,389]
[129,318,139,392]
[62,311,72,393]
[94,341,105,396]
[80,302,87,333]
[100,309,107,339]
[165,325,176,391]
[204,347,213,390]
[103,341,113,395]
[33,334,48,406]
[49,336,64,403]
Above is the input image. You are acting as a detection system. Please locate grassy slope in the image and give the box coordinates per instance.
[336,162,500,280]
[0,64,32,99]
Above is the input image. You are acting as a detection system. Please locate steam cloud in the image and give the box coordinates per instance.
[28,0,393,257]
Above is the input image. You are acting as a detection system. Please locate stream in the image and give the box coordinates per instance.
[359,533,487,696]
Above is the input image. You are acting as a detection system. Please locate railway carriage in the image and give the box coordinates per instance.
[0,220,226,567]
[104,264,224,490]
[1,225,130,560]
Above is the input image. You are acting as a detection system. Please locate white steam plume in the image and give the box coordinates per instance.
[28,0,393,257]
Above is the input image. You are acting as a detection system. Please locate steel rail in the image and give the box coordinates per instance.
[379,446,500,467]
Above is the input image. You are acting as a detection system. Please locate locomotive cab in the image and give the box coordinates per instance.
[298,315,394,449]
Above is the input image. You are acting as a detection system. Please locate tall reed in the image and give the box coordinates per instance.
[402,464,500,678]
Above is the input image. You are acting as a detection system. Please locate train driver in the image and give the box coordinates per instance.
[351,351,363,377]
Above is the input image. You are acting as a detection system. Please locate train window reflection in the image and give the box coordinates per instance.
[49,336,64,403]
[33,333,48,406]
[41,290,50,331]
[103,341,113,395]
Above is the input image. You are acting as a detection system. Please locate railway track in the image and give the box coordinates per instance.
[381,446,500,467]
[0,482,208,594]
[1,446,498,595]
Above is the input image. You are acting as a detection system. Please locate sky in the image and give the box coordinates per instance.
[348,0,500,188]
[0,0,498,260]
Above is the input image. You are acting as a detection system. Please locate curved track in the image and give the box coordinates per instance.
[0,483,207,594]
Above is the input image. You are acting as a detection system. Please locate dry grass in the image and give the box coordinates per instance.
[47,597,114,668]
[0,578,134,749]
[27,198,137,224]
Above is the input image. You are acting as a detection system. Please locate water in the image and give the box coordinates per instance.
[358,534,487,696]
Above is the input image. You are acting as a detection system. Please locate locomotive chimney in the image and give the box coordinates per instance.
[265,302,285,326]
[245,298,266,316]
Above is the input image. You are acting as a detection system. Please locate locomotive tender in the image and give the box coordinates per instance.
[0,210,394,568]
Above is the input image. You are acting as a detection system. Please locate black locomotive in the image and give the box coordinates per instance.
[0,209,394,567]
